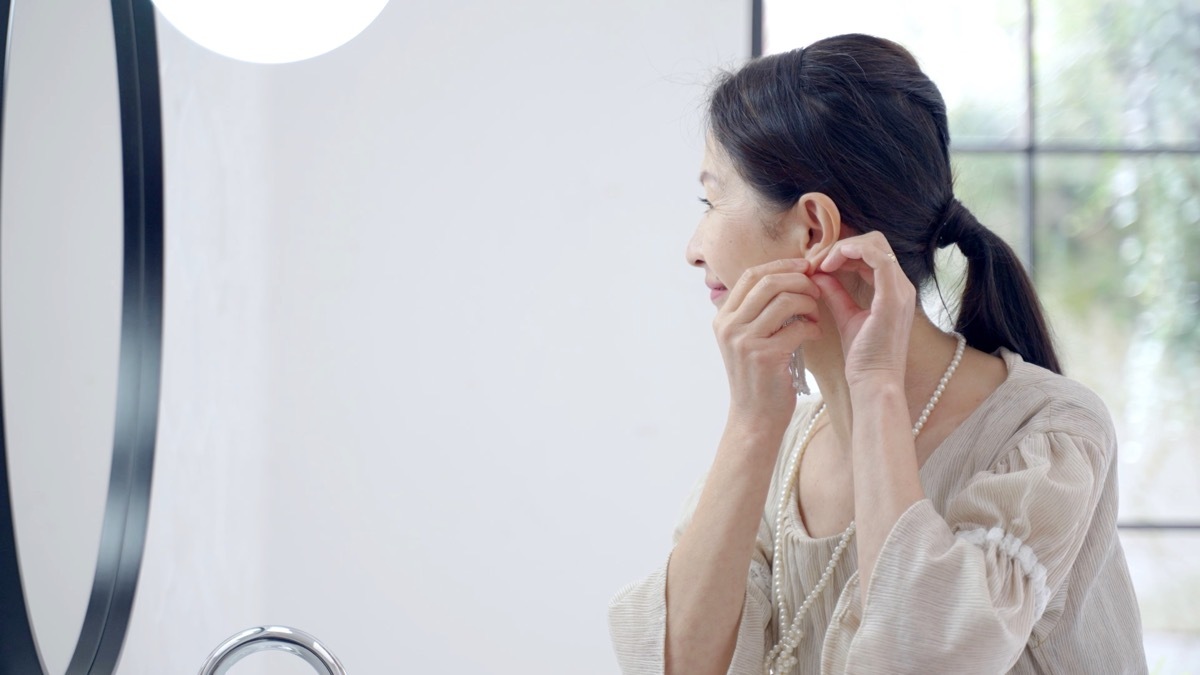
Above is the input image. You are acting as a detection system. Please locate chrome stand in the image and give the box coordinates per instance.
[198,625,347,675]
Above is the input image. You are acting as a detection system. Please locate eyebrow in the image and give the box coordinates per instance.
[699,170,719,186]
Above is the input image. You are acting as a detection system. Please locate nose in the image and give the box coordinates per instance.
[685,225,705,268]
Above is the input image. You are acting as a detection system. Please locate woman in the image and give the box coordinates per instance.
[608,34,1146,674]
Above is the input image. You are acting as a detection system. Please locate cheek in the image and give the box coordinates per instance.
[710,239,744,284]
[705,210,768,284]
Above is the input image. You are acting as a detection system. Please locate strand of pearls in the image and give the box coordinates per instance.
[914,332,965,436]
[764,333,966,675]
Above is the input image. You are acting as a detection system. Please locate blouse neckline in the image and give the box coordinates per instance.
[784,347,1024,541]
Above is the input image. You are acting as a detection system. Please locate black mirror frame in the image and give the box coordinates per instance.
[0,0,163,672]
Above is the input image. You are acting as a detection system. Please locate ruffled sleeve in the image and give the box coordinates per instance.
[607,472,776,674]
[829,430,1111,674]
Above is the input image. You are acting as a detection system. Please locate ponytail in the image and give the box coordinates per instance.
[935,200,1062,374]
[705,35,1062,374]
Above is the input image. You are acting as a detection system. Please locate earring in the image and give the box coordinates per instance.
[780,314,811,396]
[789,348,811,396]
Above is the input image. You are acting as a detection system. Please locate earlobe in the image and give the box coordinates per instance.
[796,192,842,263]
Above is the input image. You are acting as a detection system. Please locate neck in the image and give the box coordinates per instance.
[805,313,960,455]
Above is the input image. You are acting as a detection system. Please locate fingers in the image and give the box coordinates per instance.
[723,258,811,313]
[810,273,860,332]
[753,291,822,338]
[818,232,910,303]
[773,312,823,343]
[733,272,822,327]
[819,237,896,277]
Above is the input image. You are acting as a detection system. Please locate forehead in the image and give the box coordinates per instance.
[699,143,728,185]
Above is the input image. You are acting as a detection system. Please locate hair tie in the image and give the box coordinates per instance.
[933,197,967,249]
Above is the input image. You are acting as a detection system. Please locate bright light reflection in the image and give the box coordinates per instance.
[151,0,390,64]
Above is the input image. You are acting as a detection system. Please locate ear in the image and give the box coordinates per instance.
[784,192,842,264]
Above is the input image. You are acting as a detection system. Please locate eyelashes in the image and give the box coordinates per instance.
[698,197,713,211]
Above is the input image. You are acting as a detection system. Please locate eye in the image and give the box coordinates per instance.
[697,197,713,211]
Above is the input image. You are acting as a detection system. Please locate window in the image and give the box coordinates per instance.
[758,0,1200,668]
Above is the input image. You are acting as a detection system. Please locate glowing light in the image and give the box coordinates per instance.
[151,0,389,64]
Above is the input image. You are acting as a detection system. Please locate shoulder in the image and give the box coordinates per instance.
[936,348,1117,478]
[998,348,1115,447]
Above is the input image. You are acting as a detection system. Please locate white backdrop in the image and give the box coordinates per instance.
[121,1,748,672]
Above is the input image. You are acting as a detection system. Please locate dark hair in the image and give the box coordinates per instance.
[706,33,1061,374]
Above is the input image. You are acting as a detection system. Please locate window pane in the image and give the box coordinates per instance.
[1119,530,1200,669]
[924,153,1027,326]
[1035,156,1200,521]
[954,153,1026,248]
[1035,0,1200,145]
[763,0,1028,145]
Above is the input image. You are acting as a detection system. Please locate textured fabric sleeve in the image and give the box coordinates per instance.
[607,472,776,675]
[842,430,1110,674]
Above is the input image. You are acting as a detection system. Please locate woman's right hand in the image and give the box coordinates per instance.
[713,258,823,435]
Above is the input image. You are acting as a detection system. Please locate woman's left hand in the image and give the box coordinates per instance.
[810,231,917,389]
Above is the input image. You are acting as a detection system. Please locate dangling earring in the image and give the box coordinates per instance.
[789,348,811,396]
[781,314,812,396]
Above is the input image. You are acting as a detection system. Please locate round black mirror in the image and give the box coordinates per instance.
[0,0,163,672]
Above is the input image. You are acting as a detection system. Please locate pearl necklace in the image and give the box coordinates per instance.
[764,332,966,675]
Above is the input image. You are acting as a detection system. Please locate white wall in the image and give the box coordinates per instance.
[119,20,275,675]
[122,1,747,672]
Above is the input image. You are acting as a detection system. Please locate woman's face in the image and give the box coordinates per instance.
[685,140,803,307]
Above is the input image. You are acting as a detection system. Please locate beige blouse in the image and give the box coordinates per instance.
[608,348,1147,674]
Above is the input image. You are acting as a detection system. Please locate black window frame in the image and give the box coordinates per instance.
[753,0,1200,531]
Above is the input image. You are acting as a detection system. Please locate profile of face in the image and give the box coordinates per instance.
[685,137,846,308]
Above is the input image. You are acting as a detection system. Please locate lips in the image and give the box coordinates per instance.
[706,278,728,302]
